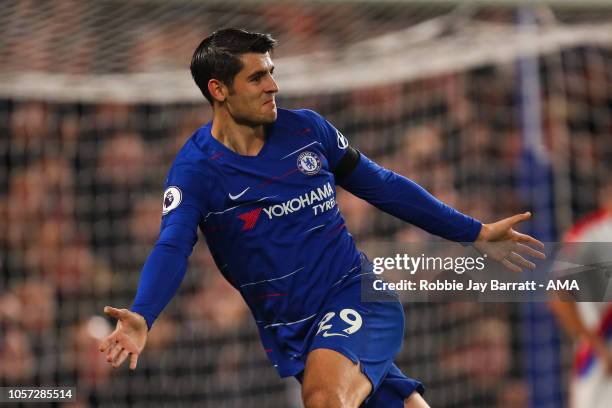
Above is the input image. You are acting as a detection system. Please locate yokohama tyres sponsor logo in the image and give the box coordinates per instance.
[263,182,335,219]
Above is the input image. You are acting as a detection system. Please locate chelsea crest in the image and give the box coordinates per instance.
[297,151,322,175]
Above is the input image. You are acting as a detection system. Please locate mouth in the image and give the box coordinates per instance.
[263,99,275,106]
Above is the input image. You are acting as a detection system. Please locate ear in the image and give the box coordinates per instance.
[207,79,227,103]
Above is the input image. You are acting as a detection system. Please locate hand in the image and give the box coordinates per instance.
[99,306,148,370]
[474,212,546,272]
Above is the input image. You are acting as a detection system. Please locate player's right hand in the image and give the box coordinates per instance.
[99,306,148,370]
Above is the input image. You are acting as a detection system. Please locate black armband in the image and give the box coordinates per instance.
[332,146,360,180]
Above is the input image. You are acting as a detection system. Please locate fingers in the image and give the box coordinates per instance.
[129,353,139,370]
[99,332,117,353]
[503,213,547,254]
[100,306,143,371]
[104,306,126,320]
[501,259,522,273]
[100,306,125,353]
[505,212,531,227]
[102,338,139,370]
[106,342,123,363]
[107,345,139,370]
[516,242,546,260]
[515,232,545,252]
[113,348,130,369]
[507,251,535,270]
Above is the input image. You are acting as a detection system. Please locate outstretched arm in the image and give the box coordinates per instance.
[98,223,197,370]
[336,149,481,242]
[130,223,197,328]
[337,149,545,271]
[99,163,205,369]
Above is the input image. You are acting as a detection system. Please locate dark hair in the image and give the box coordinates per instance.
[190,28,277,104]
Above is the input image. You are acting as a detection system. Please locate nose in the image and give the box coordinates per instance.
[265,74,279,94]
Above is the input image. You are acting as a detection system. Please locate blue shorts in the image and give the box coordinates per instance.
[296,270,424,407]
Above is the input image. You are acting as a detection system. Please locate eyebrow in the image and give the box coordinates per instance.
[247,65,275,80]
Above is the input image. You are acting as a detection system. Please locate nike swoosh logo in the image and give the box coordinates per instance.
[321,331,348,338]
[229,187,250,200]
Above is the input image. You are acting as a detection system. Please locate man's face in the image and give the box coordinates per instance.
[224,52,279,126]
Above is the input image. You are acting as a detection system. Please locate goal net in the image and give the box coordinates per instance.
[1,1,611,407]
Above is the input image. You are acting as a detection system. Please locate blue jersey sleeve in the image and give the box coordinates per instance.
[300,109,349,170]
[130,163,208,329]
[338,152,482,242]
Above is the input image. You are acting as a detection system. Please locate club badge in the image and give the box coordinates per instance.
[297,151,322,175]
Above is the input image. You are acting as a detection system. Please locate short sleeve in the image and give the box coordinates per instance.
[300,109,349,170]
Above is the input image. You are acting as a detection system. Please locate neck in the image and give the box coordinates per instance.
[211,108,266,156]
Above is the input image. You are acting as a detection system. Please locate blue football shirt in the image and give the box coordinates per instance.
[159,108,361,375]
[132,107,481,377]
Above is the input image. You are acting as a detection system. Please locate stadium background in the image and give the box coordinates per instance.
[0,0,611,406]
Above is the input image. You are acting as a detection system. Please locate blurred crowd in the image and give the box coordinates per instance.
[0,41,610,407]
[1,0,459,76]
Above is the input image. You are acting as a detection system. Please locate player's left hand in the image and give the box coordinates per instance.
[474,212,546,272]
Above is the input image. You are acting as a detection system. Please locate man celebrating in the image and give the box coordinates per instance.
[99,28,544,407]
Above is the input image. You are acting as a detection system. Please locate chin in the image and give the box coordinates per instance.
[262,110,277,123]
